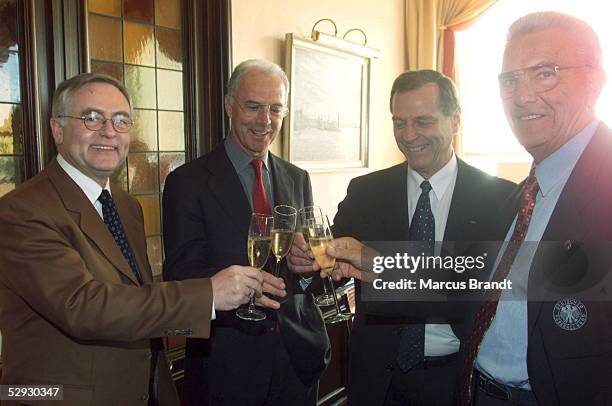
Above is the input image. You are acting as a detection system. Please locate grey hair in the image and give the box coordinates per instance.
[227,59,289,102]
[389,69,459,116]
[507,11,602,69]
[51,73,132,121]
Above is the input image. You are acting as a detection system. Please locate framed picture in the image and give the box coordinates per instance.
[283,33,379,170]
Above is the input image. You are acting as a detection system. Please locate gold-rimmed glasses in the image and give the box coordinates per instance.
[498,64,592,98]
[231,97,289,118]
[57,110,134,132]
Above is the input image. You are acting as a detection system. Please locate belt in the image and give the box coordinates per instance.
[476,371,536,403]
[414,352,457,370]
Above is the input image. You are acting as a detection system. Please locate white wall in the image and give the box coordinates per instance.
[231,0,406,218]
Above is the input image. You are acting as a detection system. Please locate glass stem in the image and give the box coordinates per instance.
[327,275,343,315]
[247,294,256,312]
[322,276,330,294]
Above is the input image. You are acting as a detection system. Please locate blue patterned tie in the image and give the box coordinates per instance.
[98,190,144,285]
[397,180,434,372]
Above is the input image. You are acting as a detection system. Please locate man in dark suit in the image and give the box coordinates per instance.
[0,73,267,405]
[289,70,514,405]
[162,59,330,406]
[457,12,612,406]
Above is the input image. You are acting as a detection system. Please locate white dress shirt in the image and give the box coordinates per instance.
[406,153,460,356]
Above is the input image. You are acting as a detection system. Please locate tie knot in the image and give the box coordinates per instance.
[98,189,112,205]
[420,180,432,194]
[251,159,264,173]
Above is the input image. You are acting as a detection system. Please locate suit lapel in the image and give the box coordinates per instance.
[46,160,140,285]
[205,145,252,236]
[444,159,481,243]
[382,163,410,240]
[528,123,611,336]
[113,190,153,284]
[269,154,295,207]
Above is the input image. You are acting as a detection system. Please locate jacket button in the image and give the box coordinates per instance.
[386,363,394,371]
[141,393,149,402]
[145,351,152,360]
[563,240,572,251]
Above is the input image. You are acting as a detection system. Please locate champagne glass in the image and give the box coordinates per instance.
[236,213,273,321]
[306,215,353,324]
[270,205,297,304]
[271,205,297,276]
[300,206,335,307]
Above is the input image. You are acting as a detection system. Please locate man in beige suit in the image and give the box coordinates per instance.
[0,73,284,405]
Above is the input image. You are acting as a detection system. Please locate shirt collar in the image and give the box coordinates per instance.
[407,153,457,201]
[57,154,111,205]
[224,136,270,173]
[535,119,599,197]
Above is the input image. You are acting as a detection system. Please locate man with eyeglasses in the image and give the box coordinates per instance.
[162,59,330,405]
[0,73,276,405]
[458,11,612,406]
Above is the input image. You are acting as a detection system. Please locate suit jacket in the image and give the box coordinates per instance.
[0,159,215,406]
[332,158,515,406]
[162,144,330,403]
[459,123,612,405]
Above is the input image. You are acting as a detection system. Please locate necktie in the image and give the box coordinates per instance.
[251,159,271,215]
[397,180,434,372]
[98,190,144,285]
[459,167,539,405]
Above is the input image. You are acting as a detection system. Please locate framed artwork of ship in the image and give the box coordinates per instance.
[283,32,379,170]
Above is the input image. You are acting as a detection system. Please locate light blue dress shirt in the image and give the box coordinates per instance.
[475,119,599,389]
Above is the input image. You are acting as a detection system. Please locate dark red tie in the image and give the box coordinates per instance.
[459,166,539,405]
[251,159,271,215]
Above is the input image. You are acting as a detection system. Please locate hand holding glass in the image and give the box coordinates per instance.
[299,206,335,307]
[306,215,353,324]
[236,213,273,321]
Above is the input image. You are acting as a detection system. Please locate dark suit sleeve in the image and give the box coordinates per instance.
[162,169,220,281]
[332,178,359,238]
[0,193,213,341]
[303,170,314,208]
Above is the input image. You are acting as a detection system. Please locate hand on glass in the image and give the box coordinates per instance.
[324,236,378,283]
[255,271,287,310]
[287,232,320,274]
[237,213,273,321]
[210,265,263,311]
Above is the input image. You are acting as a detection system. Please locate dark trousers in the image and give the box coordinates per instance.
[184,325,317,406]
[383,356,457,406]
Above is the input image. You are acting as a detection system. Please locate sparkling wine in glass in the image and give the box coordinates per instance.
[300,206,335,307]
[269,205,297,304]
[306,215,353,324]
[236,213,273,321]
[299,206,323,244]
[271,205,297,276]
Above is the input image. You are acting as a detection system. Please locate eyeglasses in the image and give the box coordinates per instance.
[57,111,134,133]
[498,64,591,98]
[232,97,289,118]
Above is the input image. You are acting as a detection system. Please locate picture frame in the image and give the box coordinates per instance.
[283,33,379,170]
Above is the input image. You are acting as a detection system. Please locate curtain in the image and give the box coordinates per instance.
[406,0,496,80]
[405,0,496,153]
